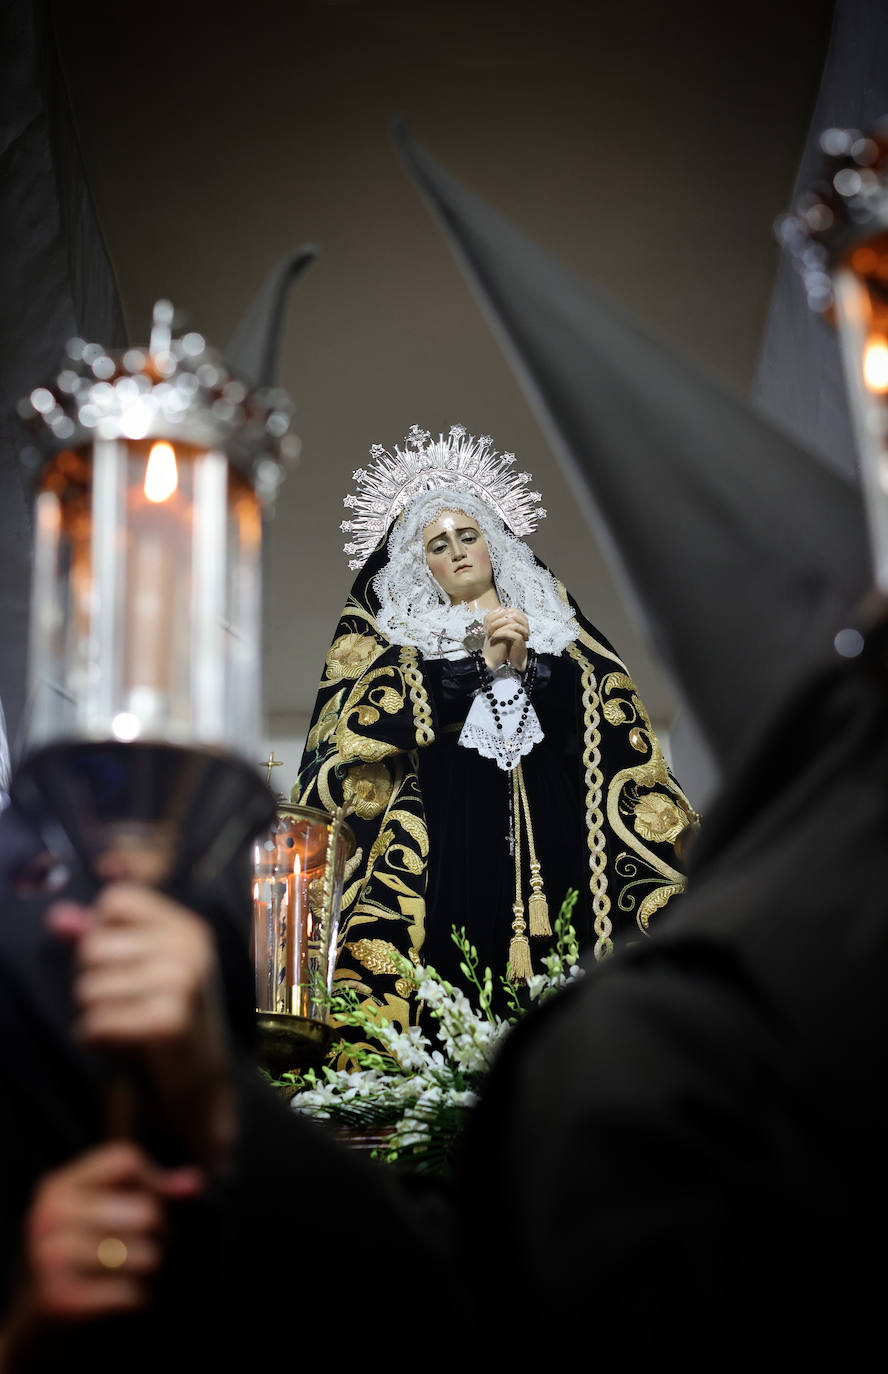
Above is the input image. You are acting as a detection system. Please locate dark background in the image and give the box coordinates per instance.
[4,0,855,799]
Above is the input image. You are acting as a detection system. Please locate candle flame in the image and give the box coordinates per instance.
[111,711,142,741]
[863,337,888,393]
[144,442,178,502]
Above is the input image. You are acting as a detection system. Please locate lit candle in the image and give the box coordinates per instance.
[286,851,309,1016]
[124,441,182,725]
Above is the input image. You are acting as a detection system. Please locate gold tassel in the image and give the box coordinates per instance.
[515,766,551,938]
[527,860,551,937]
[508,903,534,983]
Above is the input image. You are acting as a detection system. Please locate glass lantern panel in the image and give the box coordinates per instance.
[251,809,354,1022]
[25,437,264,761]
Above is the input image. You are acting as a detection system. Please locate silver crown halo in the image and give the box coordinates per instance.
[340,423,547,569]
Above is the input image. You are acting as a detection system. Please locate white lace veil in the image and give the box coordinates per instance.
[372,484,578,657]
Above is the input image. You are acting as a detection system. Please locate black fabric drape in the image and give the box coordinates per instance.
[5,637,887,1371]
[394,119,871,790]
[0,845,456,1371]
[752,0,888,479]
[453,636,888,1368]
[0,1,126,759]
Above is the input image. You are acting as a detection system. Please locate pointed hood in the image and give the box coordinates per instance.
[394,119,871,776]
[224,246,318,388]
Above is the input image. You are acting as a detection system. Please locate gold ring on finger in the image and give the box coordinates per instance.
[97,1236,128,1269]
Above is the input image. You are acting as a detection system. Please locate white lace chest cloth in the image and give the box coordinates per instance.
[457,661,543,772]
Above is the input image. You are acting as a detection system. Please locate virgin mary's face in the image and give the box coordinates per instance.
[422,509,494,604]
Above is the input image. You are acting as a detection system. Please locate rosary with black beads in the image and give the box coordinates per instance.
[470,648,538,733]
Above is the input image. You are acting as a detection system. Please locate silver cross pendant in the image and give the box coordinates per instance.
[462,618,486,653]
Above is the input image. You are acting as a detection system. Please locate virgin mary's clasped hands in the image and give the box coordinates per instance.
[478,604,530,672]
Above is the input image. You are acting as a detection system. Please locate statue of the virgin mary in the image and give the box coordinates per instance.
[295,425,698,1031]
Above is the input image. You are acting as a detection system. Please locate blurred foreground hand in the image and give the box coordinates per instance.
[47,883,238,1170]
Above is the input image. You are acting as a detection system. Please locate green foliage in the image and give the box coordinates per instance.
[280,888,583,1176]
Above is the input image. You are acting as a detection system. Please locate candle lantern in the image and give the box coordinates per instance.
[777,119,888,596]
[252,786,355,1075]
[10,300,300,893]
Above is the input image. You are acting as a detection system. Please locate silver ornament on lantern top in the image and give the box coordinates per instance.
[11,298,301,895]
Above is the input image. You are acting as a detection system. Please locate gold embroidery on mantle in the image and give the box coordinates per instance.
[399,644,435,746]
[324,631,381,681]
[341,761,394,820]
[387,807,429,858]
[306,688,345,754]
[566,642,612,960]
[335,666,410,763]
[600,671,694,886]
[636,882,684,932]
[326,974,415,1068]
[296,601,431,1046]
[346,937,417,998]
[633,793,689,846]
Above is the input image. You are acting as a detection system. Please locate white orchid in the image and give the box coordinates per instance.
[281,889,584,1175]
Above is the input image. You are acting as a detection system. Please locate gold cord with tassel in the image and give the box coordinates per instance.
[515,762,551,937]
[508,769,533,982]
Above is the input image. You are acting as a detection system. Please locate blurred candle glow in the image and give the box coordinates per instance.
[144,441,178,502]
[863,337,888,393]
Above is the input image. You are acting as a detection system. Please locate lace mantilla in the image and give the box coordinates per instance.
[373,485,578,658]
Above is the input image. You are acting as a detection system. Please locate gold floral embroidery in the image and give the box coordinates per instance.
[346,937,401,975]
[325,632,380,680]
[345,938,416,998]
[389,843,423,876]
[354,704,380,727]
[305,689,344,754]
[601,670,692,887]
[636,882,684,932]
[369,686,404,716]
[342,762,394,820]
[326,983,416,1067]
[301,622,430,1038]
[602,698,630,727]
[367,826,395,870]
[335,667,410,763]
[387,807,430,858]
[633,793,689,846]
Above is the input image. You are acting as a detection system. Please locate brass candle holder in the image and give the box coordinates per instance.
[251,766,356,1076]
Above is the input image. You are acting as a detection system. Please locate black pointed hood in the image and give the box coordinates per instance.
[394,119,870,776]
[224,246,318,388]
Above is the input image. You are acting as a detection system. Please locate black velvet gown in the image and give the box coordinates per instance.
[418,653,587,1009]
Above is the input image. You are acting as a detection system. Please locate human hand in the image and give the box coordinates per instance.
[483,607,529,671]
[22,1140,202,1322]
[47,884,236,1169]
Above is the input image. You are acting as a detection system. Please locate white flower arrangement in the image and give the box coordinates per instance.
[277,888,584,1175]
